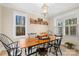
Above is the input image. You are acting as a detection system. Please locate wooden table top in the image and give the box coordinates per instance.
[19,35,56,48]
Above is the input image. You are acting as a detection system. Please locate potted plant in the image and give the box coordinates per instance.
[65,42,75,49]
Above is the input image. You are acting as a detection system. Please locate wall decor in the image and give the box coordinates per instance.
[30,17,48,25]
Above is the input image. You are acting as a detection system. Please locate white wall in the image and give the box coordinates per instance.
[53,8,79,49]
[2,6,14,39]
[29,24,48,34]
[48,16,55,34]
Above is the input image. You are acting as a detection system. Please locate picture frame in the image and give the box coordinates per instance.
[30,17,48,25]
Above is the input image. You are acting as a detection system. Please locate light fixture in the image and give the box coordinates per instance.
[41,3,48,18]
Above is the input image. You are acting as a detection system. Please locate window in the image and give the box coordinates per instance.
[70,26,76,35]
[15,15,26,36]
[57,21,63,35]
[65,26,69,35]
[58,27,62,35]
[65,18,77,36]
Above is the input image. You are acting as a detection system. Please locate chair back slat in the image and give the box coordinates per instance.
[54,35,62,47]
[0,33,13,44]
[0,33,13,49]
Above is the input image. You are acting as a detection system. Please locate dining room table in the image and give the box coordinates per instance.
[19,35,56,56]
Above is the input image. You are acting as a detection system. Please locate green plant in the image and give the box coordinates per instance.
[65,42,75,49]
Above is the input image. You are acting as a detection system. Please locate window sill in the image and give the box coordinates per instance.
[14,35,27,39]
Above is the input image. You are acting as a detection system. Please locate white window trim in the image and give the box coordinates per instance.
[13,11,28,38]
[65,19,77,36]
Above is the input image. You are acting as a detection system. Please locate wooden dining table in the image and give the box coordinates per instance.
[19,35,56,55]
[20,35,56,48]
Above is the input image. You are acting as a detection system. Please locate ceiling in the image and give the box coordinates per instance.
[0,3,79,17]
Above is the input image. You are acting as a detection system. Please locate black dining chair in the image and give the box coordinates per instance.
[47,35,62,56]
[0,33,22,56]
[36,37,50,56]
[53,35,62,56]
[36,47,48,56]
